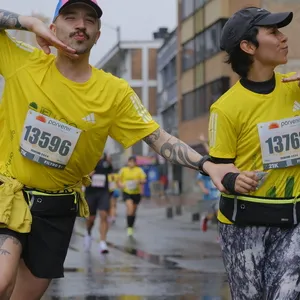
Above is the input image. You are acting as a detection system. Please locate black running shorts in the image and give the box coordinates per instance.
[123,192,141,205]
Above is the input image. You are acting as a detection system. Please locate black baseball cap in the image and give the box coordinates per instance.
[220,7,293,52]
[53,0,103,22]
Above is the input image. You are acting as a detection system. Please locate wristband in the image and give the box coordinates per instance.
[221,172,239,194]
[198,155,213,176]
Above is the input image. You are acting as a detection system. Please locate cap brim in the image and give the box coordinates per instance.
[60,0,103,18]
[256,12,293,28]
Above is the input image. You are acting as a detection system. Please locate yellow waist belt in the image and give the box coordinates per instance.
[0,174,91,233]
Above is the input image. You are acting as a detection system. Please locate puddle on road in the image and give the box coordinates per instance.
[107,239,182,269]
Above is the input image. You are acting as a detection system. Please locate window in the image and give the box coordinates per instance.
[204,18,228,60]
[181,0,195,20]
[205,77,230,110]
[157,33,177,69]
[160,57,177,88]
[162,104,178,133]
[195,32,205,63]
[181,77,230,121]
[182,38,195,71]
[195,85,206,116]
[195,0,204,10]
[167,58,177,86]
[182,91,195,121]
[204,22,221,59]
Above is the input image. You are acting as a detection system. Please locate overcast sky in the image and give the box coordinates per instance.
[0,0,177,65]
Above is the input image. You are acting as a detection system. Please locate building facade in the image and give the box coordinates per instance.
[156,29,182,192]
[96,29,168,169]
[177,0,300,192]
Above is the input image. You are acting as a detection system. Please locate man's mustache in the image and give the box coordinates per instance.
[70,30,90,40]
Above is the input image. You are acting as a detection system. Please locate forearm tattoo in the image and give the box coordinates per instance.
[144,128,201,170]
[143,128,161,145]
[0,10,27,30]
[0,234,20,255]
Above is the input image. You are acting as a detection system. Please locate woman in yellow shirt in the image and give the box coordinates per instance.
[118,156,146,237]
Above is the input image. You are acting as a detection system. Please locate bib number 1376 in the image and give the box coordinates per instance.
[24,126,71,157]
[265,133,300,154]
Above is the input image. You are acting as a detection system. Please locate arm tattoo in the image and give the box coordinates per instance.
[0,10,28,30]
[159,138,201,169]
[143,128,161,146]
[0,234,20,256]
[144,128,201,170]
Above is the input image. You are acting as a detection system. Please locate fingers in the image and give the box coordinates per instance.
[282,74,300,83]
[48,36,76,54]
[235,172,258,194]
[37,35,78,58]
[41,45,51,55]
[54,41,77,55]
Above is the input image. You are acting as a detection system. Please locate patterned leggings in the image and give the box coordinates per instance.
[219,223,300,300]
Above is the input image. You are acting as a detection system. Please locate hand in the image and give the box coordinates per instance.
[281,73,300,83]
[235,171,259,194]
[202,188,209,195]
[31,19,78,58]
[203,162,239,193]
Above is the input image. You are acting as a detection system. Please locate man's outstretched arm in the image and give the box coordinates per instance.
[143,128,259,193]
[143,128,201,170]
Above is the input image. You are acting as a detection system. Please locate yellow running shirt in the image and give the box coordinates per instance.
[0,31,159,190]
[119,166,146,195]
[209,72,300,224]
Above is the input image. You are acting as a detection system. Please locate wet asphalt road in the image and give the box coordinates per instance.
[42,200,231,299]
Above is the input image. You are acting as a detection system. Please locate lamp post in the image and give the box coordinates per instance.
[101,22,121,46]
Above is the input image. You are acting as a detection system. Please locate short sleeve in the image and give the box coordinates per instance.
[109,85,160,148]
[140,169,146,180]
[0,30,38,79]
[209,106,237,159]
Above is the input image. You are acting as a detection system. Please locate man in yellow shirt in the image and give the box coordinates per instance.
[0,1,259,299]
[118,156,147,237]
[209,6,300,300]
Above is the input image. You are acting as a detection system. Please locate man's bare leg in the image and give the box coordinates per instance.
[99,210,109,253]
[10,259,51,300]
[0,234,22,300]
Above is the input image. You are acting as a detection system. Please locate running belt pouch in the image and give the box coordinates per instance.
[220,196,300,226]
[28,194,78,217]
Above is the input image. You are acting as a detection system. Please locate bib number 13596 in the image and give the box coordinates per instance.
[23,126,71,157]
[20,109,81,169]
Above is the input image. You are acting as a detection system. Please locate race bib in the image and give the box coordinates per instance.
[20,109,81,169]
[126,180,137,190]
[92,174,106,188]
[109,181,116,190]
[258,116,300,170]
